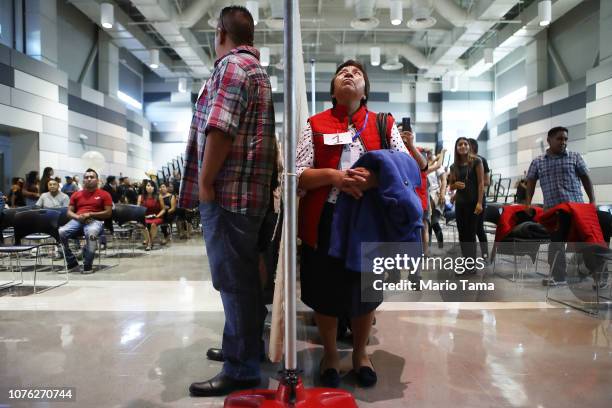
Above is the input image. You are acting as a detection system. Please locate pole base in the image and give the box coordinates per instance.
[224,372,358,407]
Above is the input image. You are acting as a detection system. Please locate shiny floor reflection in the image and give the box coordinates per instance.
[0,239,610,407]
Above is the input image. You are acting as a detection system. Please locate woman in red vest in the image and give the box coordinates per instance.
[296,60,426,388]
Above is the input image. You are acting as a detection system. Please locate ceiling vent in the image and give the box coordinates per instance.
[406,0,436,30]
[382,55,404,71]
[351,0,379,30]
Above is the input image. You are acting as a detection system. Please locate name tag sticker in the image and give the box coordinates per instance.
[323,132,352,145]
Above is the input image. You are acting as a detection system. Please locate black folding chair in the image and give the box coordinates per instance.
[112,204,146,258]
[0,209,69,293]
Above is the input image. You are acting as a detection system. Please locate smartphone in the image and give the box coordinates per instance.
[402,117,412,132]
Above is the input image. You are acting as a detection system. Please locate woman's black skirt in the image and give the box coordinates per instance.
[300,202,382,318]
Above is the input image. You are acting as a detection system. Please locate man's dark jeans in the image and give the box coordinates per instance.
[548,211,571,281]
[199,201,267,381]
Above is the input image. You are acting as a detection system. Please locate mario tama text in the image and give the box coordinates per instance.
[370,254,493,292]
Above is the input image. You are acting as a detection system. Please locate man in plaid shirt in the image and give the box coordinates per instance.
[525,126,596,286]
[179,6,276,397]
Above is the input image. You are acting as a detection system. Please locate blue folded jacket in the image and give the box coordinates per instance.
[329,150,424,272]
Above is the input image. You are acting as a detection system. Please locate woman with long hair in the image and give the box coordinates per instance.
[9,177,25,207]
[159,183,177,244]
[137,180,165,251]
[23,171,40,206]
[448,137,484,274]
[39,167,54,194]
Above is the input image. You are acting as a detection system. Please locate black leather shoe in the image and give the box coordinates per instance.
[189,373,260,397]
[206,347,224,362]
[355,366,377,387]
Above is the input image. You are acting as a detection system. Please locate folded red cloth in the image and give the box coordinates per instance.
[536,202,604,244]
[495,205,543,242]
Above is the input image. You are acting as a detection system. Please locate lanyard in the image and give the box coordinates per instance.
[351,111,369,142]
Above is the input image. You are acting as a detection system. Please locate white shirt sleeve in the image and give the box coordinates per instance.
[389,123,410,154]
[296,122,314,197]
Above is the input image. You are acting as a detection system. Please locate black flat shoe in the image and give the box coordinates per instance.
[355,366,377,387]
[206,347,224,362]
[320,367,341,388]
[189,373,260,397]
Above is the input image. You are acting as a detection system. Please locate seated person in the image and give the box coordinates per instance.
[36,179,70,208]
[137,180,165,251]
[59,169,112,273]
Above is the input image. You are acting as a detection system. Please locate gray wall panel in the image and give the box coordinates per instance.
[587,113,612,135]
[568,78,586,96]
[68,126,97,145]
[98,107,126,128]
[0,63,14,87]
[0,44,11,65]
[10,49,68,87]
[488,142,517,160]
[441,91,493,101]
[589,167,612,185]
[518,94,543,113]
[103,94,126,114]
[0,84,10,105]
[68,80,81,97]
[42,116,68,136]
[550,92,585,117]
[517,133,547,151]
[126,120,143,136]
[151,132,186,143]
[518,104,551,126]
[58,86,68,105]
[97,134,125,151]
[586,84,596,103]
[586,60,612,86]
[11,88,66,119]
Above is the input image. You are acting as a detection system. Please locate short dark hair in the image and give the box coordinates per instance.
[330,60,370,107]
[106,175,116,184]
[467,138,479,153]
[219,6,255,47]
[84,168,99,179]
[548,126,568,138]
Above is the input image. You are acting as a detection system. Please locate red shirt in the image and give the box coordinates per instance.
[70,188,113,215]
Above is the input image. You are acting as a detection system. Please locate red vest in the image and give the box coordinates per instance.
[416,147,428,210]
[298,105,394,247]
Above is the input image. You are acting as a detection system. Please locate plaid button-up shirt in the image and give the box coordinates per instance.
[178,46,276,216]
[527,150,589,209]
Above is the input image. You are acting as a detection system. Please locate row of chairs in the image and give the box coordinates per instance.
[0,204,148,294]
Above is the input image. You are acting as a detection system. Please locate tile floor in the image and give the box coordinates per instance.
[0,236,610,408]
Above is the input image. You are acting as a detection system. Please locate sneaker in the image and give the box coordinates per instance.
[592,280,609,291]
[82,265,94,274]
[66,261,79,271]
[542,278,567,286]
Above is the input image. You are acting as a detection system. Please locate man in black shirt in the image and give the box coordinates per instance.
[468,138,490,260]
[103,176,121,203]
[118,177,138,204]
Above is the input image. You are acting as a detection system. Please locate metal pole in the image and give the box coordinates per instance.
[310,59,316,115]
[283,0,298,371]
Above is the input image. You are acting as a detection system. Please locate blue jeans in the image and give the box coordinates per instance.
[59,219,104,267]
[199,201,267,381]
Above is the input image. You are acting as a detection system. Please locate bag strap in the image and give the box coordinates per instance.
[376,112,390,150]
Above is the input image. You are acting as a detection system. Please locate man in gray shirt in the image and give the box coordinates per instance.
[36,179,70,208]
